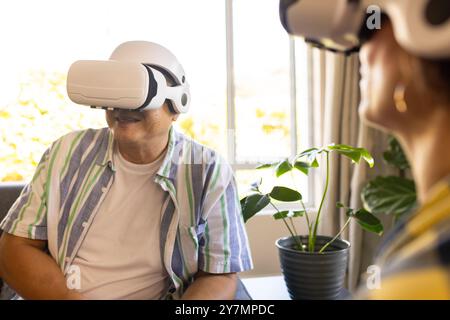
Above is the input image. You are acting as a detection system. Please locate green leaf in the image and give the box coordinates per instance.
[336,202,345,208]
[256,163,277,170]
[327,144,353,152]
[328,144,374,168]
[341,150,362,163]
[310,158,319,168]
[353,209,384,235]
[360,149,375,168]
[362,176,417,219]
[294,161,310,175]
[273,210,305,220]
[329,144,361,163]
[275,159,293,177]
[269,186,302,202]
[298,147,320,158]
[240,194,271,223]
[383,136,410,170]
[298,148,321,163]
[297,147,325,169]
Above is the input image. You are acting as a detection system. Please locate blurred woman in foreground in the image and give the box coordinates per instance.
[358,17,450,299]
[279,0,450,299]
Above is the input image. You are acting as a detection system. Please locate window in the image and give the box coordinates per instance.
[0,0,310,204]
[228,0,310,203]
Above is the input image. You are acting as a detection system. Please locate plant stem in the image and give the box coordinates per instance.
[318,217,351,254]
[270,202,304,252]
[270,202,294,237]
[300,200,311,233]
[299,199,314,253]
[311,151,330,252]
[289,217,299,236]
[289,171,312,237]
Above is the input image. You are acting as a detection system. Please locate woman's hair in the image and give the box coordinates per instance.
[381,15,450,104]
[420,58,450,103]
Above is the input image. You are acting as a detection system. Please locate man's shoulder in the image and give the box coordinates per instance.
[56,127,109,144]
[173,129,228,167]
[46,127,110,167]
[172,129,234,185]
[52,127,109,151]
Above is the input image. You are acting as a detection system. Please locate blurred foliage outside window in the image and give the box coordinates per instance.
[0,71,226,183]
[0,71,288,184]
[0,0,308,203]
[0,71,104,181]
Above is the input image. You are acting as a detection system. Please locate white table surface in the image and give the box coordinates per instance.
[242,275,352,300]
[241,275,290,300]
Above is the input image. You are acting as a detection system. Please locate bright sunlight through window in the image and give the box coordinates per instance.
[0,0,310,203]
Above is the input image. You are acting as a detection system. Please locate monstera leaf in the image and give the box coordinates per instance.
[383,136,410,170]
[362,176,417,220]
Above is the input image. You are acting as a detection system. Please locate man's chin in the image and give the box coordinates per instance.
[112,122,144,143]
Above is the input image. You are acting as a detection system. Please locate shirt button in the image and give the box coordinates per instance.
[101,187,108,193]
[82,222,89,228]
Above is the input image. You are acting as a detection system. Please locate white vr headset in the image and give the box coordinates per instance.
[67,41,190,113]
[280,0,450,59]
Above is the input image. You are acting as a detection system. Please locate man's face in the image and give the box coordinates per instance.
[105,104,177,146]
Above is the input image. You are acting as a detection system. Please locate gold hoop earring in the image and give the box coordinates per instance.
[394,84,408,113]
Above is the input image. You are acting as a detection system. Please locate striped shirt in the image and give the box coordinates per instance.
[359,177,450,299]
[0,126,253,299]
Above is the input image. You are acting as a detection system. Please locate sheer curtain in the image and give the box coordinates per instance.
[306,44,393,291]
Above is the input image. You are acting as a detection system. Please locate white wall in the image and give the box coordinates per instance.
[241,213,311,278]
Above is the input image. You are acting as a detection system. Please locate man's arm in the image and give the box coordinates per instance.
[181,270,237,300]
[0,232,83,300]
[184,160,252,300]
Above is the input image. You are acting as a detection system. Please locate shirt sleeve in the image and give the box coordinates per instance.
[198,161,253,274]
[0,147,51,240]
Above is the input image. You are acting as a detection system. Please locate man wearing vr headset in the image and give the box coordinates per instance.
[0,41,253,299]
[281,0,450,299]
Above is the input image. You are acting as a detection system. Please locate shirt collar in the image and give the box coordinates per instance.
[99,126,179,181]
[96,128,115,169]
[156,125,179,180]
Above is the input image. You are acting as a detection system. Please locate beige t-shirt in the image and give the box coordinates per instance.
[70,144,168,299]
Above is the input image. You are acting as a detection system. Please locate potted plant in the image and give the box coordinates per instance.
[240,144,384,300]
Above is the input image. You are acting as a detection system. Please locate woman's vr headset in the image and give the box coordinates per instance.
[67,41,190,113]
[280,0,450,58]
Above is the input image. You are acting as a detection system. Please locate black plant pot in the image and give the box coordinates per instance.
[276,235,350,300]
